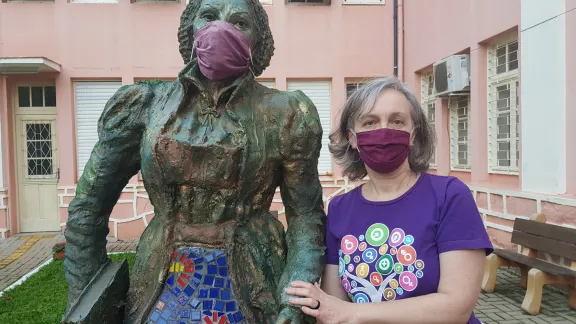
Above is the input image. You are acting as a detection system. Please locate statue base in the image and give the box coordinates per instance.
[62,259,129,324]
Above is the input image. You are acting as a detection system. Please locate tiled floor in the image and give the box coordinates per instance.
[0,235,575,323]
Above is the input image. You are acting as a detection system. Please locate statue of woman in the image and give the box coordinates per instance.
[63,0,326,323]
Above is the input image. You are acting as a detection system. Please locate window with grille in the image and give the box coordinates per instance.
[346,82,366,99]
[420,72,436,167]
[449,96,471,171]
[25,122,56,179]
[488,36,519,174]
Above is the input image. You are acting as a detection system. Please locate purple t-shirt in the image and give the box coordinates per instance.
[326,173,493,324]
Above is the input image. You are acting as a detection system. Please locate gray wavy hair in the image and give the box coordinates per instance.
[328,76,436,181]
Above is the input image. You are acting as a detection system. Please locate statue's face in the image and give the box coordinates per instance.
[192,0,257,48]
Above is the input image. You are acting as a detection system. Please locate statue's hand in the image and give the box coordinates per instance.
[276,306,306,324]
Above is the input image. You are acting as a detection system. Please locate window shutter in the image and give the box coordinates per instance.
[75,81,122,178]
[287,81,332,175]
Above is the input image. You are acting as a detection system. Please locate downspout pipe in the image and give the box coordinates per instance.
[393,0,398,77]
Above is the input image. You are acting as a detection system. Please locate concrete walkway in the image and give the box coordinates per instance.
[0,234,575,323]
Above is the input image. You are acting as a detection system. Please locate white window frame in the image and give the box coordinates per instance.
[343,0,384,5]
[72,0,117,3]
[421,71,436,169]
[449,95,471,171]
[136,0,178,3]
[257,79,276,89]
[487,35,519,174]
[345,81,367,99]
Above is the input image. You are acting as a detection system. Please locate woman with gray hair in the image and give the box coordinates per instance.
[286,76,492,323]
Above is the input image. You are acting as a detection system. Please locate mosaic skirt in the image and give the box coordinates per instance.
[146,247,246,324]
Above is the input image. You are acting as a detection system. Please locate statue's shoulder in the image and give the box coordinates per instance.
[255,84,318,118]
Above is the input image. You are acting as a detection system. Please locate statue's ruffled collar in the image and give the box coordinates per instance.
[176,58,255,112]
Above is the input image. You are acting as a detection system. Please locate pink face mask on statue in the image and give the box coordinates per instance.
[193,21,253,81]
[352,128,412,174]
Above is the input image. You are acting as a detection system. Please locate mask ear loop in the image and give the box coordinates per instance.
[248,49,256,78]
[348,130,362,163]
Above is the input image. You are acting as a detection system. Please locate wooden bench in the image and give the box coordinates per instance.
[482,213,576,315]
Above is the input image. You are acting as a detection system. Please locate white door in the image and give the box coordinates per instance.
[14,85,60,232]
[74,81,122,177]
[287,81,332,175]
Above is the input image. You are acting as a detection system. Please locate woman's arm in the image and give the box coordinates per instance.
[349,249,485,323]
[275,90,327,322]
[64,83,153,308]
[321,265,349,301]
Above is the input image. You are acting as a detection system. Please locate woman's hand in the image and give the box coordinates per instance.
[286,281,354,324]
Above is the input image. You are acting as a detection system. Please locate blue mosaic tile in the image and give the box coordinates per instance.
[214,277,225,288]
[226,301,236,312]
[214,301,225,312]
[178,295,189,306]
[205,254,214,263]
[221,289,231,301]
[189,298,200,309]
[180,309,190,319]
[171,287,182,297]
[203,275,214,286]
[168,300,178,309]
[146,247,246,323]
[183,285,195,297]
[203,300,213,310]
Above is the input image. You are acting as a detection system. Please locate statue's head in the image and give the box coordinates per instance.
[178,0,275,77]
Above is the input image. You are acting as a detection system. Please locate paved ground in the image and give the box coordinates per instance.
[0,233,137,291]
[0,234,575,323]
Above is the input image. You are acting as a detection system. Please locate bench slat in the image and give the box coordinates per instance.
[513,218,576,245]
[511,230,576,260]
[493,248,576,277]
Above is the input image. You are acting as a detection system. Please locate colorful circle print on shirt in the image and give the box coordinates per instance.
[338,224,425,302]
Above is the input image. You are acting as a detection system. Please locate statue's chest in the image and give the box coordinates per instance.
[149,102,248,189]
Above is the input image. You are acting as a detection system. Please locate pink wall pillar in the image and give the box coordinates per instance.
[56,73,75,185]
[469,45,489,184]
[434,97,450,176]
[566,0,576,194]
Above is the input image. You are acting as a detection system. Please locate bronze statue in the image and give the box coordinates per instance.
[63,0,327,323]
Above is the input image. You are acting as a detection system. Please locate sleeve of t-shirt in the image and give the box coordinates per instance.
[325,198,341,265]
[436,178,494,255]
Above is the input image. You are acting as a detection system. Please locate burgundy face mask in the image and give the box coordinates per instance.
[354,128,411,174]
[193,21,252,81]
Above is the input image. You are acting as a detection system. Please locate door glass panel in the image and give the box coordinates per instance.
[18,87,31,107]
[25,123,54,178]
[44,86,56,106]
[31,87,44,107]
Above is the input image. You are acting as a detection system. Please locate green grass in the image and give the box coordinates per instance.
[0,253,135,324]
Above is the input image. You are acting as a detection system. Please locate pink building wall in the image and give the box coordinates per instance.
[402,0,576,258]
[0,0,392,238]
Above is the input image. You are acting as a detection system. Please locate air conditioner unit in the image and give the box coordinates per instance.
[433,54,470,96]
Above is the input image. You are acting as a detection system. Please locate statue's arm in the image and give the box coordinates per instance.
[276,91,327,312]
[64,83,153,307]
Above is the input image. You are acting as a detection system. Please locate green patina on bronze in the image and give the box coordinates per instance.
[63,0,327,323]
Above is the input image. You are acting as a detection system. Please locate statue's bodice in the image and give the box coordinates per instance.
[139,73,282,228]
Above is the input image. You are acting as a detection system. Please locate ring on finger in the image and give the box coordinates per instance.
[310,299,321,310]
